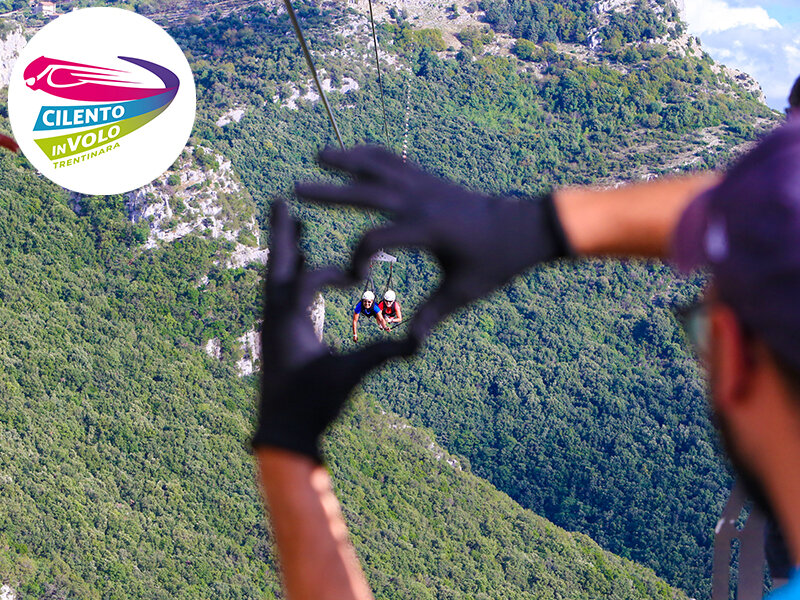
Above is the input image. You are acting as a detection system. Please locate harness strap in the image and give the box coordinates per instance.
[383,262,394,294]
[712,480,766,600]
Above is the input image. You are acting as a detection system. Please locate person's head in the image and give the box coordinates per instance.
[383,289,396,304]
[362,290,375,307]
[673,121,800,519]
[788,75,800,120]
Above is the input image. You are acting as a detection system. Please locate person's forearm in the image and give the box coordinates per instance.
[553,172,720,258]
[256,448,374,600]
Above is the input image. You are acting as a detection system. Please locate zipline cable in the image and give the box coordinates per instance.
[366,0,391,148]
[282,0,344,150]
[283,0,402,310]
[402,74,411,162]
[283,0,382,233]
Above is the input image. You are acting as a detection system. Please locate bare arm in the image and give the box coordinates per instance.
[376,312,388,331]
[256,202,416,600]
[394,302,402,323]
[554,172,720,258]
[352,312,359,341]
[256,449,374,600]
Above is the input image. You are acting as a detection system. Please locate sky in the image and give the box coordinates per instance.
[683,0,800,111]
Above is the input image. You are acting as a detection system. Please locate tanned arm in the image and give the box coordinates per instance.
[256,449,375,600]
[256,202,414,600]
[554,172,720,258]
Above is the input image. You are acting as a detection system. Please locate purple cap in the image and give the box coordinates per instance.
[673,120,800,372]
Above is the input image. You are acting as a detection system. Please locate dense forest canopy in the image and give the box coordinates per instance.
[0,0,782,597]
[177,2,774,595]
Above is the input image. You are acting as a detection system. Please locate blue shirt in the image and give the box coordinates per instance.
[354,301,381,317]
[767,568,800,599]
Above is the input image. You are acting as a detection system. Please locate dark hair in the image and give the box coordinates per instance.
[790,75,800,109]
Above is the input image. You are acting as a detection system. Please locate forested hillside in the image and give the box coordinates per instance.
[329,397,687,600]
[0,0,782,598]
[0,149,692,599]
[176,2,775,595]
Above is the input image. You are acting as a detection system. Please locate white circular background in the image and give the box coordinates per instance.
[9,7,196,195]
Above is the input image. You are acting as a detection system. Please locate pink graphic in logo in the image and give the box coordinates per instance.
[23,56,179,102]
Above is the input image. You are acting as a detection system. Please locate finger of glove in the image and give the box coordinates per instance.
[295,180,405,213]
[318,145,413,187]
[409,284,467,339]
[351,224,431,279]
[340,338,419,388]
[267,201,303,284]
[299,266,353,300]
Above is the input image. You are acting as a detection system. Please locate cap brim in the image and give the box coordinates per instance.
[671,190,712,273]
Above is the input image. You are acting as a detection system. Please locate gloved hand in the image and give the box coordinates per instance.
[253,201,417,462]
[296,146,574,337]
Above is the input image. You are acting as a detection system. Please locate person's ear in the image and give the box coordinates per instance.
[709,304,754,413]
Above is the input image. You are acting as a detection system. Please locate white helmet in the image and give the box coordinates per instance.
[362,290,375,302]
[383,289,396,302]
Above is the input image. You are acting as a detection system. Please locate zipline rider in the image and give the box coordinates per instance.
[352,290,389,342]
[378,289,402,326]
[252,124,800,600]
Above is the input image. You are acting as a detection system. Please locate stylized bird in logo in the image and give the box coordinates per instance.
[24,56,179,102]
[0,134,18,153]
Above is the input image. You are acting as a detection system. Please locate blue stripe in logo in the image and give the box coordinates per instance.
[33,91,175,131]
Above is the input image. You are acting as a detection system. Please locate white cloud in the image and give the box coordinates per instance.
[698,25,800,109]
[786,42,800,61]
[681,0,800,109]
[684,0,781,34]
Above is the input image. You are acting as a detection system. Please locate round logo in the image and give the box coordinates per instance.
[9,7,196,195]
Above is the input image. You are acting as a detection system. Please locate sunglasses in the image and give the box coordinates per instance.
[674,300,711,359]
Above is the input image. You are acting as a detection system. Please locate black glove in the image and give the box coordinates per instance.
[253,201,417,462]
[295,146,574,337]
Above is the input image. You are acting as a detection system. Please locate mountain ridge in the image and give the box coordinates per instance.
[0,0,783,597]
